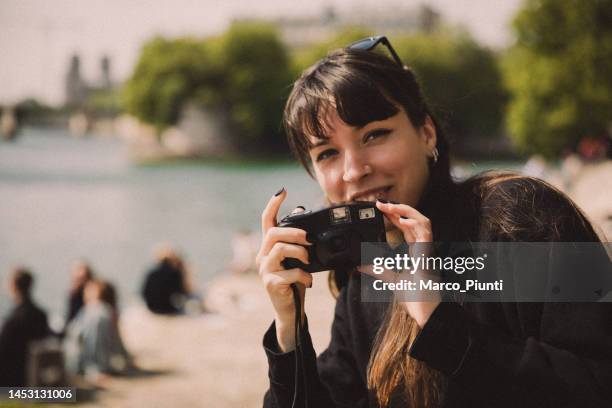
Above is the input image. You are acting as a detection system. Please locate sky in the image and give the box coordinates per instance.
[0,0,523,106]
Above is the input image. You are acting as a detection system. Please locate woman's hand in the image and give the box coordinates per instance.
[256,188,313,352]
[375,200,440,328]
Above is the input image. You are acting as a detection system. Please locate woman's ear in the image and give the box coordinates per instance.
[420,115,437,150]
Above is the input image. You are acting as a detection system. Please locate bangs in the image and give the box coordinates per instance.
[284,56,400,174]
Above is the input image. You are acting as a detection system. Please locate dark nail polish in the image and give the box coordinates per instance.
[296,205,305,210]
[400,215,408,219]
[274,187,285,196]
[377,198,389,204]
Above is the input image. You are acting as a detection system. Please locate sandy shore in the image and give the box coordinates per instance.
[53,272,335,408]
[41,161,610,408]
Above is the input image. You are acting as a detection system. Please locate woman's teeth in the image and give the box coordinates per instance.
[356,187,390,201]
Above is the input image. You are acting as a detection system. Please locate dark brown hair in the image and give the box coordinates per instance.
[12,267,34,299]
[284,47,451,408]
[282,47,603,408]
[97,280,118,311]
[286,48,448,177]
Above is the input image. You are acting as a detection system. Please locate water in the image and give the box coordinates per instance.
[0,128,322,324]
[0,128,523,326]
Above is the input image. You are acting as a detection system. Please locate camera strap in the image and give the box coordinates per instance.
[290,283,309,408]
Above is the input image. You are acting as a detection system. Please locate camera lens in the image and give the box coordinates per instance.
[330,235,347,251]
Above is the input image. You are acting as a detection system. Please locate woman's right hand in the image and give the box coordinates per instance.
[256,188,313,352]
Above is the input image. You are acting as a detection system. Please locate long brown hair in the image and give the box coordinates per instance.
[284,46,603,407]
[284,47,452,407]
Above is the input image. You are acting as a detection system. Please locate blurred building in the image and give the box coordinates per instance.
[242,4,440,48]
[65,54,114,108]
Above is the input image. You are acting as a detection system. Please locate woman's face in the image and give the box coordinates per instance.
[84,281,100,304]
[307,107,437,211]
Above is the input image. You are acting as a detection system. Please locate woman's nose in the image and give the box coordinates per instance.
[342,151,372,183]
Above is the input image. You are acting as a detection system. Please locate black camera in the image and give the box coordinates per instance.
[278,202,387,273]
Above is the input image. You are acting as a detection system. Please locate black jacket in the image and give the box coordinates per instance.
[0,299,49,386]
[262,177,612,407]
[142,260,186,314]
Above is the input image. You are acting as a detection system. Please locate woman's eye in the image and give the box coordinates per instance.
[364,129,391,143]
[316,149,338,162]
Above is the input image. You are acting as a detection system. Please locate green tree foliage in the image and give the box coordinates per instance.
[123,23,291,153]
[123,37,223,131]
[502,0,612,157]
[394,33,506,143]
[220,22,292,152]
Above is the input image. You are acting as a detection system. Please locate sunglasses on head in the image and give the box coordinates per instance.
[348,35,404,67]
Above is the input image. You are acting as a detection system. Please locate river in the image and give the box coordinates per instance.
[0,127,521,328]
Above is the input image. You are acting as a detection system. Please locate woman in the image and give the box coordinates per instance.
[257,38,612,407]
[64,260,95,330]
[64,279,131,380]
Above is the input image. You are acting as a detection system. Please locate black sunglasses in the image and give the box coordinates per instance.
[348,35,403,67]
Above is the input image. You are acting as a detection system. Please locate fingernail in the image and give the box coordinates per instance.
[296,205,305,210]
[377,198,389,204]
[390,200,399,205]
[274,187,285,196]
[400,215,408,219]
[308,281,313,288]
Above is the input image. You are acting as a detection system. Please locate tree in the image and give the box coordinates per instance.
[220,22,292,153]
[502,0,612,158]
[394,33,507,145]
[294,30,507,146]
[122,24,291,153]
[122,37,224,132]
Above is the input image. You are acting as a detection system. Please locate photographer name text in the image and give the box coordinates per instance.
[372,278,504,292]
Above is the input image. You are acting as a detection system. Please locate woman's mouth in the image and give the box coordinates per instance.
[350,186,392,202]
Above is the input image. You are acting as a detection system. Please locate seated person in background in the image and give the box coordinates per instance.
[229,228,259,274]
[0,267,50,386]
[64,260,95,332]
[64,280,131,379]
[142,246,190,314]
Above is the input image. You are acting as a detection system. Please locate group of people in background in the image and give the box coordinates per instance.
[0,245,193,387]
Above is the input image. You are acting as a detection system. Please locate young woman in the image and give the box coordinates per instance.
[64,280,131,379]
[257,37,612,408]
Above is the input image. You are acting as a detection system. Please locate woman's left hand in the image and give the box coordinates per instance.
[375,200,441,328]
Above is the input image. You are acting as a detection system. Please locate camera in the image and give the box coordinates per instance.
[278,202,387,273]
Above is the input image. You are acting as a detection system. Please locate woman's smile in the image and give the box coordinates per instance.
[349,185,392,202]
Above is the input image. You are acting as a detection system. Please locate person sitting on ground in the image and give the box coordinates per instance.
[64,279,131,379]
[0,267,50,386]
[229,228,260,275]
[142,246,190,314]
[64,260,95,332]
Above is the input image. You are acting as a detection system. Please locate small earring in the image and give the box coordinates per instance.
[431,147,439,164]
